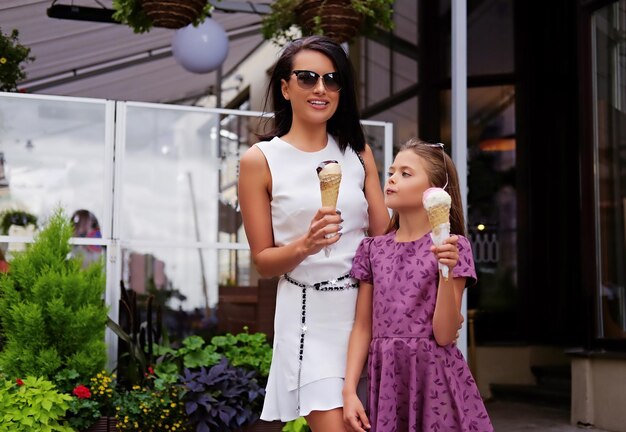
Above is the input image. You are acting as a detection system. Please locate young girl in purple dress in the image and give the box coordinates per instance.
[342,139,493,432]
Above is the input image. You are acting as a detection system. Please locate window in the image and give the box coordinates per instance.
[592,1,626,339]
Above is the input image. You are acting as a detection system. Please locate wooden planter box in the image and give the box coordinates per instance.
[82,416,282,431]
[83,417,117,432]
[244,420,285,432]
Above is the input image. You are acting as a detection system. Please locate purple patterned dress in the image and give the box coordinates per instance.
[351,231,493,432]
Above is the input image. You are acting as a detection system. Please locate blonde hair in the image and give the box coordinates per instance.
[385,138,466,236]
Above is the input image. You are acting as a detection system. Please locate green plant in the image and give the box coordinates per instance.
[66,387,102,431]
[261,0,395,45]
[0,28,34,92]
[0,207,108,380]
[283,416,310,432]
[152,328,272,385]
[54,368,118,430]
[114,378,190,431]
[0,375,73,431]
[210,327,273,383]
[112,0,214,34]
[152,335,221,388]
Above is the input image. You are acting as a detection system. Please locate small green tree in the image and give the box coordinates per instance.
[0,28,34,92]
[0,207,107,381]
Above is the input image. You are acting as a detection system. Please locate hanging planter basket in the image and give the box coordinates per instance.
[295,0,363,44]
[141,0,206,29]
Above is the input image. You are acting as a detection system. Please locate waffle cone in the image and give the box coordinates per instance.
[319,173,341,208]
[426,204,450,237]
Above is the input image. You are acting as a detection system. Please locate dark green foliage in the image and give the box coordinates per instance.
[180,357,265,431]
[0,207,107,380]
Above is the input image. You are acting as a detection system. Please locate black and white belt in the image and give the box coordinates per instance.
[282,272,359,415]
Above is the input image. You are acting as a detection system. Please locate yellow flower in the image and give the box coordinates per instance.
[0,58,6,64]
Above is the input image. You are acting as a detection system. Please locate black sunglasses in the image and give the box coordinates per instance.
[291,70,341,92]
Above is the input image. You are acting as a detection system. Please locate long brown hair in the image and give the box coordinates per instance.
[385,138,467,237]
[257,35,365,153]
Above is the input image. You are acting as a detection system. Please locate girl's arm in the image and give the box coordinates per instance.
[361,144,390,236]
[343,281,373,432]
[238,146,342,278]
[432,235,466,346]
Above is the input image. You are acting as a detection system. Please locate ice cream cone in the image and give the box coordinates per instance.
[319,173,341,208]
[426,204,451,237]
[317,160,342,257]
[317,160,342,209]
[423,187,452,280]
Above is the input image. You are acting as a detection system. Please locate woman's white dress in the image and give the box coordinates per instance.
[255,135,368,422]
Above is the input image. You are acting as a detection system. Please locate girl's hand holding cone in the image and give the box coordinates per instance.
[430,235,460,275]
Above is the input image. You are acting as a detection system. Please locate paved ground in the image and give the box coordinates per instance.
[486,400,611,431]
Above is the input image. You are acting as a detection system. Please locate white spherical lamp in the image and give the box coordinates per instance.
[172,18,229,74]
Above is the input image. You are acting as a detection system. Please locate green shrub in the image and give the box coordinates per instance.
[0,207,108,380]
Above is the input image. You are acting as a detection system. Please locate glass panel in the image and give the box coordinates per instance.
[121,105,220,243]
[394,0,418,45]
[218,248,251,287]
[441,0,514,76]
[368,96,418,154]
[442,85,518,342]
[360,38,418,110]
[217,111,253,287]
[593,2,626,339]
[467,0,514,76]
[363,123,387,187]
[0,95,108,236]
[363,40,392,107]
[120,246,218,343]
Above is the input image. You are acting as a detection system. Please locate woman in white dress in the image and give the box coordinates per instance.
[238,36,389,432]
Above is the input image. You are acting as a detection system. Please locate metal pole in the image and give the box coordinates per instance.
[452,0,468,359]
[187,172,211,316]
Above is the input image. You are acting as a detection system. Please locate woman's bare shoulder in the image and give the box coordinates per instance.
[240,144,267,169]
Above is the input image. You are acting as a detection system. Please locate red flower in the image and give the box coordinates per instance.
[15,378,24,386]
[148,366,154,375]
[72,384,91,399]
